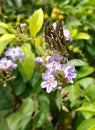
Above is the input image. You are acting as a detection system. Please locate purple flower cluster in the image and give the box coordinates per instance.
[36,54,77,93]
[0,58,17,73]
[5,46,24,61]
[0,46,24,73]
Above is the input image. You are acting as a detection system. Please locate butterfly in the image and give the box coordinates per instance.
[44,19,69,57]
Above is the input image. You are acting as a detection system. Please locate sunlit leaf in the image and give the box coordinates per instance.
[77,118,95,130]
[0,33,16,55]
[0,34,16,42]
[74,32,90,40]
[35,36,45,55]
[0,22,8,29]
[0,28,8,34]
[29,8,44,37]
[0,40,11,55]
[76,103,95,118]
[29,9,44,37]
[71,28,78,37]
[88,125,95,130]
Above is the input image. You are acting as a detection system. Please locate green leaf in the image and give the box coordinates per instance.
[71,28,78,37]
[67,19,82,27]
[0,22,8,29]
[77,66,94,79]
[66,59,87,66]
[68,83,80,106]
[77,118,95,130]
[78,77,95,89]
[0,121,8,130]
[0,84,14,119]
[38,95,50,113]
[0,34,16,42]
[86,84,95,101]
[43,120,54,130]
[0,40,12,55]
[29,8,44,37]
[35,35,45,55]
[14,81,26,96]
[7,98,35,130]
[76,103,95,118]
[55,94,62,111]
[0,33,16,55]
[88,125,95,130]
[0,28,8,34]
[15,0,22,8]
[33,112,46,128]
[87,0,95,5]
[7,24,17,34]
[87,44,95,56]
[74,32,90,40]
[19,43,35,80]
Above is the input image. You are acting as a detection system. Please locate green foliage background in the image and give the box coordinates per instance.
[0,0,95,130]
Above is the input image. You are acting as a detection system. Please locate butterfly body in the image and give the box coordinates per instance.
[44,20,68,57]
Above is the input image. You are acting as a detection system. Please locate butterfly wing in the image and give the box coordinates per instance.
[44,20,68,56]
[44,22,61,51]
[55,20,66,46]
[55,20,68,56]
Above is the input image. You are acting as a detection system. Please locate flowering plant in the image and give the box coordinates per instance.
[0,8,94,130]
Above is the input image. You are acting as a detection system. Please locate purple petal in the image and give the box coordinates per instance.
[42,73,54,80]
[41,81,48,88]
[46,85,53,93]
[51,80,57,88]
[65,66,75,73]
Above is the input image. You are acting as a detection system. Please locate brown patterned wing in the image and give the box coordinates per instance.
[44,20,68,56]
[44,22,61,51]
[55,20,68,56]
[55,20,66,46]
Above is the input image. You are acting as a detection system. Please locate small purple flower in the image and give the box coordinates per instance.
[41,74,57,93]
[45,61,61,75]
[42,72,52,80]
[5,46,24,61]
[47,54,65,63]
[63,28,72,42]
[0,58,17,72]
[64,66,77,83]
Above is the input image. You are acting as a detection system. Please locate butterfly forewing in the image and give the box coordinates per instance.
[44,22,61,51]
[44,20,68,56]
[55,20,66,46]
